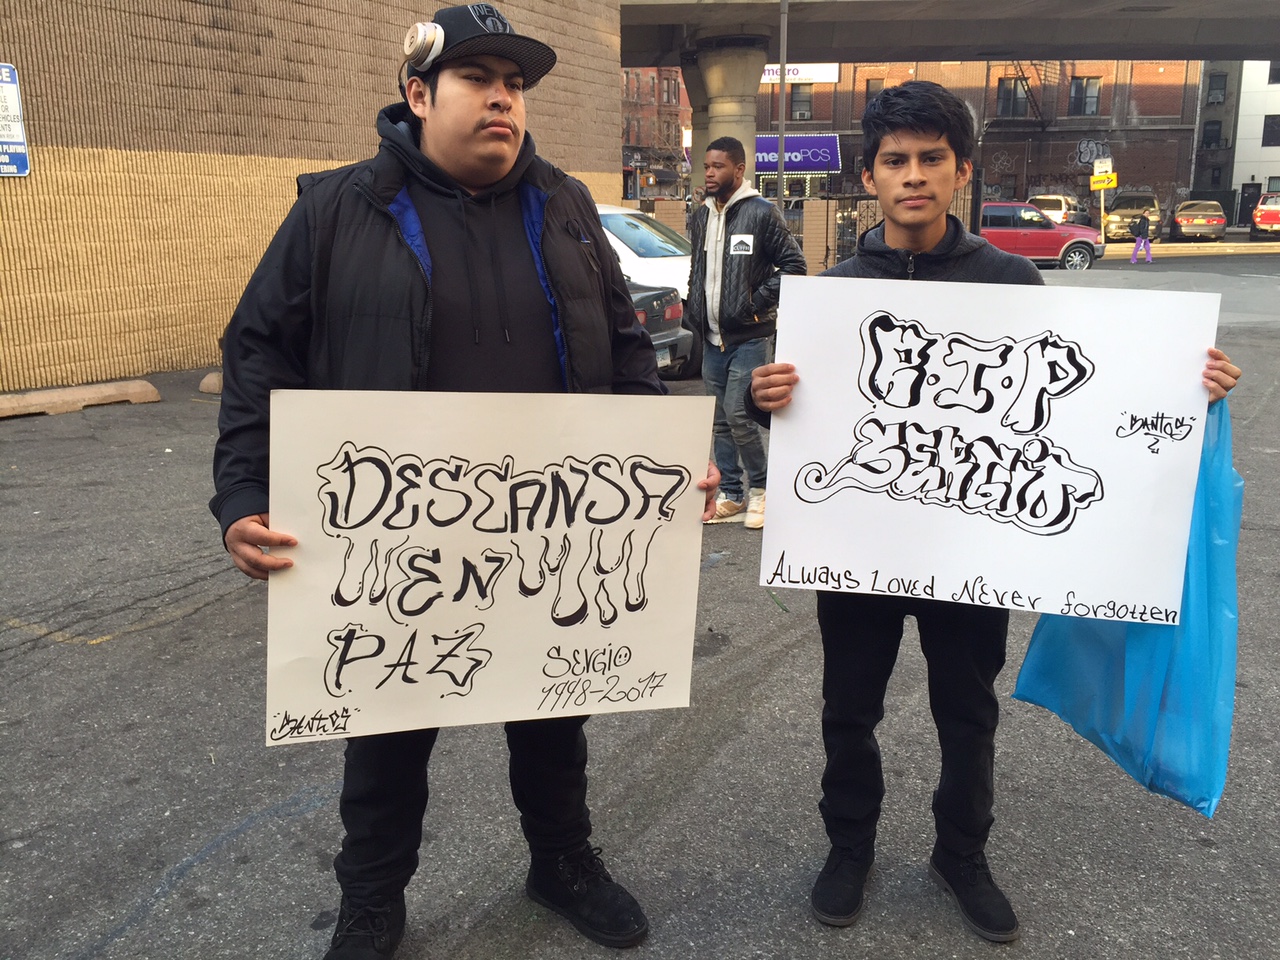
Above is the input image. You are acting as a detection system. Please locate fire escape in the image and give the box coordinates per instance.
[1011,60,1060,129]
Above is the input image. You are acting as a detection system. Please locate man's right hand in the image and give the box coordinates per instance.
[751,362,799,412]
[224,513,297,581]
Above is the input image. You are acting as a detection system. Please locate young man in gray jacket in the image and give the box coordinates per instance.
[686,136,806,529]
[749,80,1241,944]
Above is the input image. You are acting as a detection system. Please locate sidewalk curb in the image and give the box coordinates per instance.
[0,380,162,418]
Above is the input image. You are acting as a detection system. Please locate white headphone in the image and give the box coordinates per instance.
[403,22,446,73]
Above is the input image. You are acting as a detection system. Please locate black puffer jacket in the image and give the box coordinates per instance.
[686,194,807,347]
[211,104,662,537]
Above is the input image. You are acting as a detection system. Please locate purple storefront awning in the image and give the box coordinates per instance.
[755,135,841,174]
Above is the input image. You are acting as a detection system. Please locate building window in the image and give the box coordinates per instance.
[866,78,884,99]
[1211,167,1222,187]
[1270,61,1280,84]
[1202,120,1222,149]
[1206,72,1227,104]
[1269,176,1280,191]
[790,84,814,120]
[996,78,1028,118]
[1263,115,1280,147]
[1068,77,1101,116]
[650,76,656,102]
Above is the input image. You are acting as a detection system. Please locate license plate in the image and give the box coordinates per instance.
[656,347,673,369]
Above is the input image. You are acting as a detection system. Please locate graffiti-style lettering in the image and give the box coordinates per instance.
[795,312,1104,535]
[796,417,1103,535]
[861,313,1094,434]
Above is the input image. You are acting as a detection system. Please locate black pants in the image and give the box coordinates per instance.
[815,591,1008,857]
[333,716,593,904]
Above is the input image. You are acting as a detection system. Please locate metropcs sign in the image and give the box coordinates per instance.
[755,135,842,174]
[761,63,840,85]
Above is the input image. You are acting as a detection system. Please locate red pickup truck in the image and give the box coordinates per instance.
[1251,193,1280,240]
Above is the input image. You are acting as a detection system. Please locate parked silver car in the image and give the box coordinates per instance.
[1168,201,1227,241]
[1104,193,1162,242]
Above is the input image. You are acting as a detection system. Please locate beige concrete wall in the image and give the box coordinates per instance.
[1,0,624,392]
[801,200,838,274]
[650,198,688,237]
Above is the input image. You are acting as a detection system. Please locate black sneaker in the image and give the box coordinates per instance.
[526,844,649,948]
[810,843,875,926]
[928,844,1020,942]
[323,893,406,959]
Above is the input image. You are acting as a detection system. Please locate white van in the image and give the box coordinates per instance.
[1027,194,1091,226]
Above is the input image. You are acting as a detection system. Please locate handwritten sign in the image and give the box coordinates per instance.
[267,390,714,744]
[760,276,1219,622]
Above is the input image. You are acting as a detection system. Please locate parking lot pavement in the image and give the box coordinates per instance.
[2,265,1279,960]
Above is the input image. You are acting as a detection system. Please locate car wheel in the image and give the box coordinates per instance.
[680,325,704,379]
[1060,244,1093,270]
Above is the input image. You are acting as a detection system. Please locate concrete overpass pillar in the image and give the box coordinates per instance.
[680,54,710,198]
[694,37,768,185]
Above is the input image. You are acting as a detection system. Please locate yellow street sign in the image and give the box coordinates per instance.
[1091,172,1118,191]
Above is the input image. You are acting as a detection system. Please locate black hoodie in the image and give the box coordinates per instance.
[381,107,561,392]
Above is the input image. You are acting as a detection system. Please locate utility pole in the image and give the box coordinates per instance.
[776,0,788,214]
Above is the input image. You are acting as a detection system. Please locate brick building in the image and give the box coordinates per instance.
[1,1,626,393]
[621,66,691,199]
[754,59,1202,221]
[1191,61,1243,218]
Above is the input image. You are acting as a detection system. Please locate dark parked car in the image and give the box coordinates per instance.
[629,281,696,380]
[979,201,1105,270]
[1250,193,1280,240]
[1169,200,1227,241]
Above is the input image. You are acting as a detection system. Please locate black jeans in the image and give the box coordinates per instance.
[333,716,592,904]
[815,591,1008,857]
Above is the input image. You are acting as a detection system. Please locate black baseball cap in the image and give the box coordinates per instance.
[408,4,557,88]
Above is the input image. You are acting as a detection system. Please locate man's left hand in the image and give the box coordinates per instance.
[698,460,722,521]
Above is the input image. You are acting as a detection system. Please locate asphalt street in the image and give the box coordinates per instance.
[2,255,1278,960]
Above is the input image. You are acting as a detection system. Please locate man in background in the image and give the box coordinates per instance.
[686,136,806,529]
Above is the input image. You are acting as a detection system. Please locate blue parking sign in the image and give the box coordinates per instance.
[0,63,31,177]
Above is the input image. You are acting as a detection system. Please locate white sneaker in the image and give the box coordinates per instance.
[705,494,746,524]
[744,487,766,529]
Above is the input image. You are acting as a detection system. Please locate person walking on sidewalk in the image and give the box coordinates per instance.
[1130,208,1154,263]
[686,136,807,529]
[211,6,718,958]
[747,80,1240,945]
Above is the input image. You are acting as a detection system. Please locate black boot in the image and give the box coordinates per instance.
[928,844,1019,942]
[810,843,875,926]
[526,844,649,947]
[323,893,406,959]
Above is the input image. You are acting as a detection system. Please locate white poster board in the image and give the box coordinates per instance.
[267,390,714,745]
[760,276,1219,623]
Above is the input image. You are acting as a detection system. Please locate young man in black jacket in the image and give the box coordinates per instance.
[212,6,716,957]
[687,136,806,529]
[749,80,1241,943]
